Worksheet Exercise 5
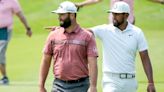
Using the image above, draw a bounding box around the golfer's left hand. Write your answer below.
[147,83,156,92]
[87,86,97,92]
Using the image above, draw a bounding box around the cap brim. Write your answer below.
[51,11,77,14]
[51,9,67,14]
[107,10,130,14]
[51,11,66,13]
[107,10,111,13]
[51,9,77,14]
[107,10,124,13]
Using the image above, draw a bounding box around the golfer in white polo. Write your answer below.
[89,1,156,92]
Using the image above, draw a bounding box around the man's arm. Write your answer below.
[16,11,32,37]
[39,54,52,92]
[148,0,164,4]
[88,56,98,92]
[139,50,156,92]
[75,0,102,9]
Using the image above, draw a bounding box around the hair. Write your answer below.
[75,13,77,18]
[68,13,77,18]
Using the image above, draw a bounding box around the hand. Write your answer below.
[26,27,32,37]
[147,83,156,92]
[87,86,97,92]
[148,0,164,4]
[74,3,83,11]
[44,26,58,31]
[160,0,164,4]
[39,87,47,92]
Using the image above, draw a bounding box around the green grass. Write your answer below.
[0,0,164,92]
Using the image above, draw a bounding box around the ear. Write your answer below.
[125,13,129,18]
[70,13,75,20]
[124,13,129,20]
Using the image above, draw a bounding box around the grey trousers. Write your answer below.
[51,78,89,92]
[0,29,12,64]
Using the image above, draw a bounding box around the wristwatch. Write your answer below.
[27,27,31,30]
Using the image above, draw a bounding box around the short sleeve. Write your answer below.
[90,24,107,39]
[87,35,98,57]
[12,0,22,14]
[137,30,148,52]
[42,33,53,55]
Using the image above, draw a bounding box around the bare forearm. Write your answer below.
[140,50,154,83]
[77,0,102,7]
[142,59,154,83]
[16,12,30,30]
[90,66,98,87]
[88,57,98,87]
[39,55,52,87]
[148,0,164,4]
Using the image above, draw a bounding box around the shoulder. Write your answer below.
[92,24,110,29]
[78,28,96,42]
[48,27,63,38]
[9,0,21,8]
[130,24,143,35]
[90,24,113,32]
[95,24,109,28]
[81,28,93,37]
[11,0,19,4]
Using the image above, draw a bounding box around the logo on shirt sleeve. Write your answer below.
[93,47,98,53]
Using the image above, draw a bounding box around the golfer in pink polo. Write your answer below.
[39,1,98,92]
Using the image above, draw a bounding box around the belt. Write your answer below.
[110,73,135,79]
[55,77,88,83]
[0,27,7,30]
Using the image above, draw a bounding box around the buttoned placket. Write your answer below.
[64,32,73,62]
[115,27,125,37]
[65,32,73,43]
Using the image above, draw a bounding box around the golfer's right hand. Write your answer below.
[39,87,47,92]
[44,26,58,31]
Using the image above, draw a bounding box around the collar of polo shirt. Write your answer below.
[63,24,81,34]
[114,22,133,33]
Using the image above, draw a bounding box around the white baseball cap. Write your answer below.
[107,1,130,14]
[51,1,77,13]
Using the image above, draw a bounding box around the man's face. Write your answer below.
[58,13,71,28]
[112,13,126,27]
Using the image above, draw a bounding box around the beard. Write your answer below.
[113,19,125,28]
[60,17,71,28]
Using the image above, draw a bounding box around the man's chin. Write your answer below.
[60,25,70,29]
[113,23,118,27]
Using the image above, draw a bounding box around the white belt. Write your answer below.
[109,73,135,79]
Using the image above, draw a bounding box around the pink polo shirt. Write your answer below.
[0,0,21,29]
[109,0,134,23]
[43,25,98,80]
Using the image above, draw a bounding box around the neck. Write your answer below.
[65,21,77,33]
[118,21,128,31]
